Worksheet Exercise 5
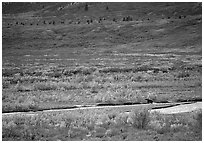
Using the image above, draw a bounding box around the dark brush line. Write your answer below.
[2,106,78,113]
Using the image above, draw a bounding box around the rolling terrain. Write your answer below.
[2,2,202,141]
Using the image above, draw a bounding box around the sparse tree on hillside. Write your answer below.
[123,17,126,21]
[85,3,88,11]
[127,16,133,21]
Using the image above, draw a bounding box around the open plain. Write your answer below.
[2,2,202,141]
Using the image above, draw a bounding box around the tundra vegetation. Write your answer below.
[2,2,202,141]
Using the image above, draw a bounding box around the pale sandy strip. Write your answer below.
[150,102,202,114]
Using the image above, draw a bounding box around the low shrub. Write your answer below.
[2,80,10,89]
[177,71,190,78]
[45,71,62,78]
[57,81,78,90]
[128,108,150,129]
[99,67,133,73]
[8,76,48,84]
[148,110,203,135]
[14,84,34,92]
[191,109,202,133]
[105,128,120,137]
[93,88,144,104]
[114,112,130,126]
[63,67,96,76]
[94,91,116,103]
[2,99,39,113]
[68,126,89,139]
[94,126,106,138]
[2,69,23,77]
[131,75,143,82]
[34,82,58,91]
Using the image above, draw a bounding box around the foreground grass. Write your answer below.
[2,107,202,141]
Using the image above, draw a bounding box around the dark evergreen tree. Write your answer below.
[123,17,126,21]
[85,3,88,11]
